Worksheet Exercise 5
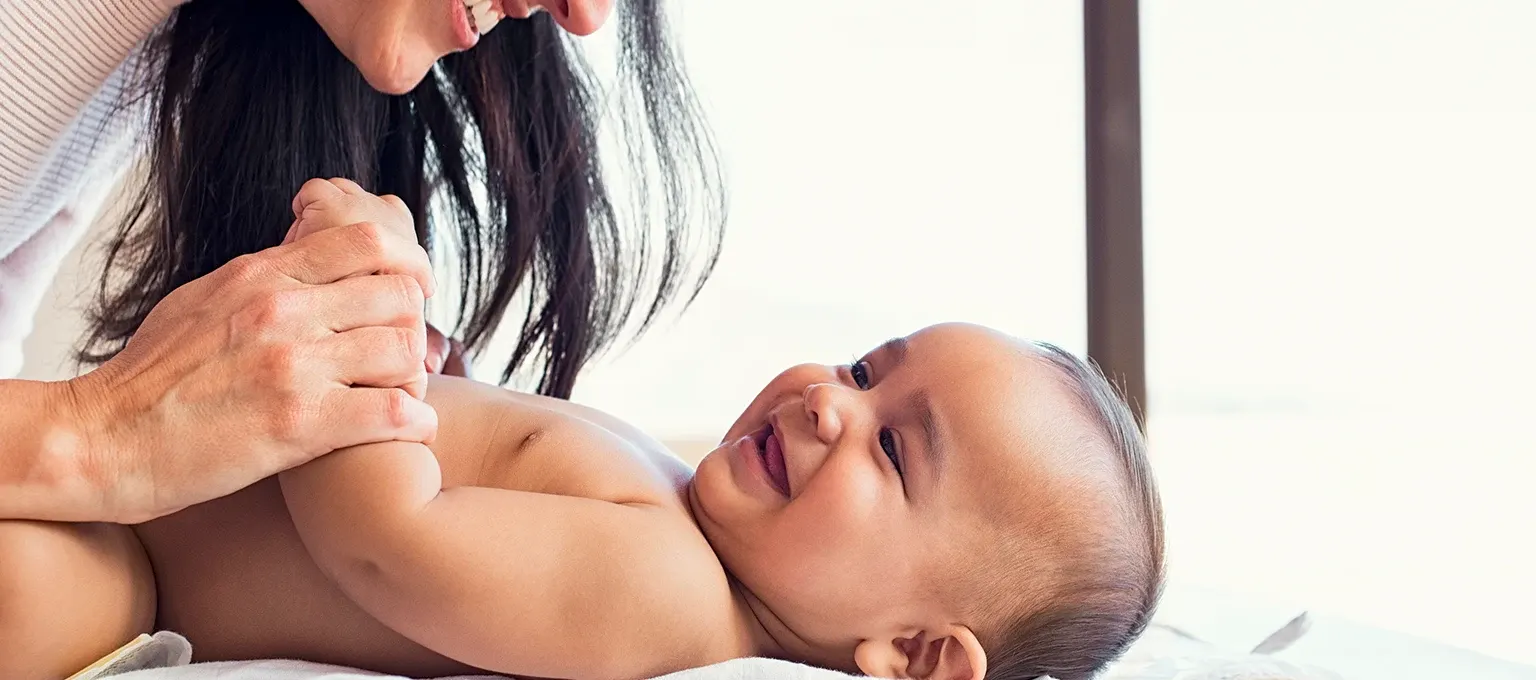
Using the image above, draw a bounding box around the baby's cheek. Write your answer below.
[772,481,895,613]
[786,466,886,546]
[830,471,884,525]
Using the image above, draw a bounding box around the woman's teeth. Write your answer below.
[463,0,503,36]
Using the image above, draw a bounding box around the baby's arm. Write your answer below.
[277,441,721,680]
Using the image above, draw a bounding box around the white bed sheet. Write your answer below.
[110,657,853,680]
[89,582,1346,680]
[98,620,1341,680]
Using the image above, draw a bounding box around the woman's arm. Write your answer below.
[0,379,103,522]
[0,182,442,523]
[278,440,724,680]
[1,0,181,379]
[0,0,181,242]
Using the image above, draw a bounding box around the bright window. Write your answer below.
[1143,0,1536,664]
[568,1,1087,441]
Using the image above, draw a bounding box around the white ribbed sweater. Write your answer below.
[0,0,182,377]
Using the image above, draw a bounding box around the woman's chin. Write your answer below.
[360,56,433,95]
[347,35,439,95]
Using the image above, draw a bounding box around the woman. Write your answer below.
[0,0,721,669]
[0,0,721,516]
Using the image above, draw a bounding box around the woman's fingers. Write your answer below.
[297,274,425,334]
[318,388,439,451]
[318,325,429,400]
[268,220,436,298]
[58,177,445,524]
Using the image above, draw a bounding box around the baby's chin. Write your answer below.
[688,443,731,488]
[684,443,746,516]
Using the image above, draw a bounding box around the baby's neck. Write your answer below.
[682,481,852,671]
[725,575,787,659]
[723,573,858,673]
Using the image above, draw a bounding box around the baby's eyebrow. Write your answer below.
[908,387,946,482]
[877,336,909,366]
[875,336,946,482]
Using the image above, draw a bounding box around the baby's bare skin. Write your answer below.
[131,374,732,677]
[4,321,1135,680]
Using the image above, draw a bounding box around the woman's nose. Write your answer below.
[532,0,614,36]
[802,382,850,445]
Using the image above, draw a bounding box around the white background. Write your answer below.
[23,0,1536,669]
[566,0,1536,665]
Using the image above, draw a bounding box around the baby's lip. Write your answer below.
[766,413,791,496]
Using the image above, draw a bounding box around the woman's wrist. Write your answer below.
[0,377,110,522]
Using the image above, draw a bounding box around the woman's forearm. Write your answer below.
[0,378,106,522]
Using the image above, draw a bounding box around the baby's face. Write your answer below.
[689,323,1092,666]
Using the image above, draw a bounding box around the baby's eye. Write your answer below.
[880,428,903,477]
[850,361,872,389]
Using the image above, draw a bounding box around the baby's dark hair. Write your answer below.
[979,343,1164,680]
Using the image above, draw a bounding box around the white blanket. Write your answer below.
[88,616,1342,680]
[111,657,856,680]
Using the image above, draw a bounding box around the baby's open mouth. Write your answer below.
[753,423,791,497]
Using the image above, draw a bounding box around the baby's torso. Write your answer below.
[132,375,714,677]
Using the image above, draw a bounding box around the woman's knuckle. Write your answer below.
[269,290,303,322]
[257,344,301,388]
[224,253,265,282]
[351,221,390,256]
[258,376,315,444]
[380,193,408,212]
[259,289,306,330]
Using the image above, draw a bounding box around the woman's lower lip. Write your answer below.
[449,0,479,51]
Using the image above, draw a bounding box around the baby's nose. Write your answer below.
[802,382,846,444]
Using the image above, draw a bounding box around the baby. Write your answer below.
[3,193,1163,680]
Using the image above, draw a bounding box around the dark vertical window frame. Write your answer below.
[1084,0,1147,425]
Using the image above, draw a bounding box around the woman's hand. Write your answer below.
[285,180,471,379]
[58,178,439,524]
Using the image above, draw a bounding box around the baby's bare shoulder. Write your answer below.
[425,376,695,506]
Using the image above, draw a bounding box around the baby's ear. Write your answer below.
[854,636,907,679]
[854,627,986,680]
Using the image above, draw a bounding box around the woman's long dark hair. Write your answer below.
[83,0,724,399]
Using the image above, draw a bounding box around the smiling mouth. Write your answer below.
[753,423,791,497]
[463,0,504,35]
